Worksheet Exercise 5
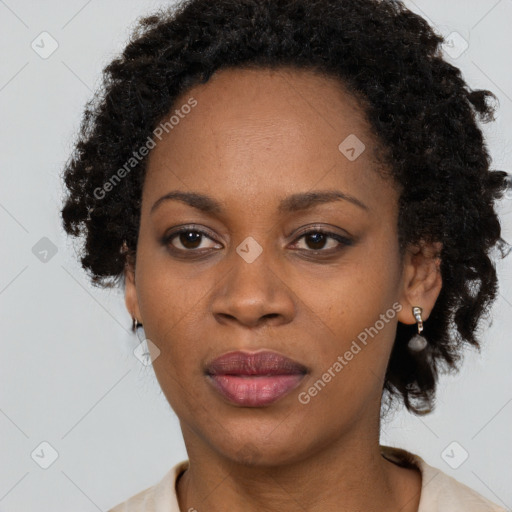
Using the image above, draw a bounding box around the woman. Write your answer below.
[60,0,509,510]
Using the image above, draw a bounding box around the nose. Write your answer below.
[210,245,296,329]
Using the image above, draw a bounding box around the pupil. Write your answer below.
[307,233,326,250]
[181,231,201,249]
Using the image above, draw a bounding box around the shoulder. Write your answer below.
[107,460,189,512]
[380,445,507,512]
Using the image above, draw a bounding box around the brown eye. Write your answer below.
[303,232,330,250]
[175,231,203,249]
[164,228,220,252]
[292,229,352,253]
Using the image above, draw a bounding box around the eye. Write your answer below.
[162,225,352,255]
[291,228,352,253]
[163,227,221,252]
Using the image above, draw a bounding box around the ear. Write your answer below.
[396,240,443,326]
[123,243,142,324]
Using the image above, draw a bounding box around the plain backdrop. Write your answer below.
[1,1,511,510]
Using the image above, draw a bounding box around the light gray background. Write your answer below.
[1,1,511,510]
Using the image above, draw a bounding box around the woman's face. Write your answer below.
[125,67,436,465]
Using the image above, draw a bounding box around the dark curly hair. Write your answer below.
[60,0,510,415]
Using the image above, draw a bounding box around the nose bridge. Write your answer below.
[210,232,295,325]
[227,233,277,301]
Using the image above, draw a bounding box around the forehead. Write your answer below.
[183,66,368,125]
[143,66,395,216]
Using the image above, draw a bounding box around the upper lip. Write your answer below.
[205,350,308,376]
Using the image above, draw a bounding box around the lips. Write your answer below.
[206,350,308,376]
[205,350,308,407]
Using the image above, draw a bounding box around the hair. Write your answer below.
[60,0,510,415]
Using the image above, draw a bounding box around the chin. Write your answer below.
[207,426,315,468]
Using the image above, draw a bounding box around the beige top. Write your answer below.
[108,445,507,511]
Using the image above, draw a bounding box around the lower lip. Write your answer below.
[207,374,305,407]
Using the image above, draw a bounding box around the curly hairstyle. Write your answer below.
[60,0,510,415]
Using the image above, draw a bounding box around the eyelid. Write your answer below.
[291,223,351,238]
[290,227,353,251]
[164,224,218,240]
[290,223,353,244]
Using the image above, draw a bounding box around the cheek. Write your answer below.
[297,292,399,425]
[319,240,401,337]
[304,234,402,390]
[134,250,213,397]
[305,276,398,382]
[136,230,215,329]
[140,285,208,418]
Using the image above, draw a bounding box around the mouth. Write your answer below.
[205,350,308,407]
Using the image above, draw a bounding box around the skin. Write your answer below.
[124,66,442,512]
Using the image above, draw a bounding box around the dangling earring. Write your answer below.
[408,306,428,351]
[132,317,145,341]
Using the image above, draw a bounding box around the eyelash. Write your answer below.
[162,225,352,256]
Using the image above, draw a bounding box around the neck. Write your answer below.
[176,426,421,512]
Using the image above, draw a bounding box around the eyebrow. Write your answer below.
[150,189,369,215]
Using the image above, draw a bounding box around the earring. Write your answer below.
[408,306,428,351]
[132,318,147,343]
